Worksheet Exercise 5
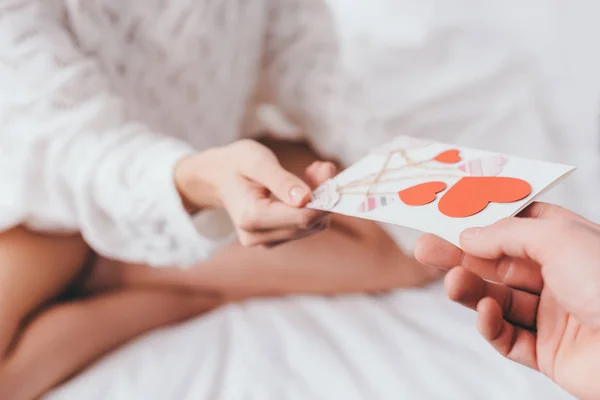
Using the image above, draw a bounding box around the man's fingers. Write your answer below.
[414,234,462,269]
[476,298,539,371]
[518,202,574,219]
[463,256,543,295]
[459,218,563,266]
[519,202,600,231]
[415,234,543,294]
[445,267,539,330]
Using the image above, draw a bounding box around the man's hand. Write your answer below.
[414,202,600,400]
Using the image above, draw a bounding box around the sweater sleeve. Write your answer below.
[259,0,448,255]
[259,0,347,156]
[0,1,220,267]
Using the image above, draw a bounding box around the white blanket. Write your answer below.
[46,284,573,400]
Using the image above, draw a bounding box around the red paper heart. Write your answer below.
[438,176,532,218]
[398,181,448,206]
[434,149,462,164]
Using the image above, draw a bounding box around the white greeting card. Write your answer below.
[308,136,575,247]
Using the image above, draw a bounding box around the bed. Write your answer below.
[45,2,599,399]
[45,284,574,400]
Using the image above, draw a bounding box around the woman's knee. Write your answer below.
[0,359,27,400]
[0,316,21,360]
[0,227,90,346]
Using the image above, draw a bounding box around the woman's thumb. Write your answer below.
[243,151,312,206]
[269,168,312,206]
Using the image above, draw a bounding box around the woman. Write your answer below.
[0,1,439,398]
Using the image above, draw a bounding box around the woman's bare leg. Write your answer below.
[0,289,221,400]
[0,228,90,356]
[0,227,222,400]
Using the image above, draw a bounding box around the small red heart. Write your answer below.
[438,176,532,218]
[434,149,462,164]
[398,181,448,206]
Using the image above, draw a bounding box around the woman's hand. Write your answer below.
[414,202,600,400]
[174,139,335,247]
[80,139,441,301]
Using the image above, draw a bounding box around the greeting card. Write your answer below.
[308,136,575,246]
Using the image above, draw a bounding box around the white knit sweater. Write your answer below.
[0,0,341,266]
[1,0,599,267]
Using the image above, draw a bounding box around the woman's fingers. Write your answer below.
[238,199,329,233]
[476,297,539,371]
[305,161,337,188]
[222,176,328,235]
[445,267,539,330]
[219,140,337,247]
[227,180,329,246]
[237,220,328,247]
[415,234,543,294]
[235,140,312,207]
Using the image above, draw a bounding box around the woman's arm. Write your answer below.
[0,1,217,267]
[193,141,440,299]
[76,140,441,298]
[257,0,344,159]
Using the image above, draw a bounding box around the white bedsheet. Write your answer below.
[46,284,573,400]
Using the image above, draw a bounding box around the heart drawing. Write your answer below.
[398,181,448,206]
[433,149,462,164]
[437,176,532,218]
[339,144,532,219]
